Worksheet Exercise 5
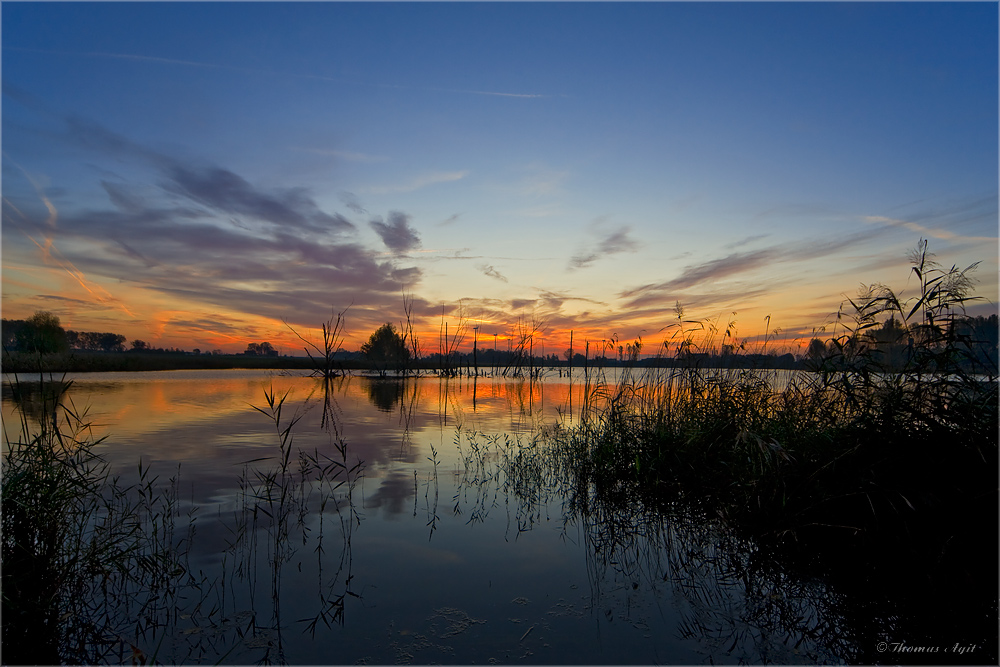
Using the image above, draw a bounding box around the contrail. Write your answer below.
[4,45,554,99]
[863,215,997,244]
[5,153,137,318]
[24,232,137,318]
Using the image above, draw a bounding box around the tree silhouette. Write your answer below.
[361,323,410,373]
[244,342,277,357]
[15,312,68,354]
[806,338,827,361]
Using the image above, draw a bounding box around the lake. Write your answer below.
[0,368,975,664]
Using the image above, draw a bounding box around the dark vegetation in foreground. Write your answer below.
[547,241,998,661]
[2,376,182,664]
[2,375,361,665]
[2,241,997,663]
[1,348,322,374]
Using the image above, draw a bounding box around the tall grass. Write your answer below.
[1,372,366,664]
[211,384,364,662]
[1,374,191,664]
[286,308,350,379]
[551,242,998,547]
[447,427,861,661]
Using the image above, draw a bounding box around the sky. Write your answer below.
[2,2,997,356]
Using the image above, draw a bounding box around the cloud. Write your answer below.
[569,225,639,270]
[510,298,537,312]
[115,238,159,267]
[8,47,554,101]
[370,211,421,254]
[520,165,568,198]
[438,213,463,227]
[510,204,566,219]
[619,231,885,307]
[101,180,143,213]
[464,89,549,99]
[34,294,93,306]
[65,116,166,165]
[863,212,997,244]
[626,248,775,295]
[64,116,357,239]
[163,164,354,235]
[6,117,430,332]
[477,263,508,282]
[623,286,776,313]
[536,289,607,308]
[366,170,468,194]
[493,289,607,318]
[724,234,770,249]
[293,147,388,163]
[339,192,368,215]
[860,194,998,243]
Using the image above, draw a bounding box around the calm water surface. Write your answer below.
[4,369,853,664]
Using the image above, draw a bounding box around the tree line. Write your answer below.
[4,310,997,373]
[804,313,997,371]
[1,313,130,354]
[1,312,274,357]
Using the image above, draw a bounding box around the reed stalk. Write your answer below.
[1,373,189,664]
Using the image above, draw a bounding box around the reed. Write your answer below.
[549,242,998,552]
[0,348,322,373]
[449,428,856,662]
[499,316,545,380]
[216,383,364,660]
[1,373,190,664]
[286,308,350,379]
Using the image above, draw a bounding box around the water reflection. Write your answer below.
[365,377,407,413]
[3,375,74,431]
[449,429,857,663]
[2,369,938,663]
[576,498,855,664]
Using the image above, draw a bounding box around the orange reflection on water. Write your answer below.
[2,370,600,479]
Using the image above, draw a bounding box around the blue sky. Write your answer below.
[3,2,997,353]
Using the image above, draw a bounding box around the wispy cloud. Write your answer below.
[621,286,777,315]
[4,47,555,100]
[365,170,468,195]
[34,294,95,306]
[4,46,240,71]
[520,164,569,198]
[370,211,421,254]
[510,204,566,219]
[477,263,508,282]
[569,225,639,270]
[863,214,997,244]
[619,231,884,307]
[498,289,608,317]
[6,116,427,330]
[61,116,357,237]
[622,248,774,295]
[164,164,355,235]
[861,193,998,243]
[460,88,550,99]
[724,234,770,249]
[292,147,388,163]
[339,192,367,216]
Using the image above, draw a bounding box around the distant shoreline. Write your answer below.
[1,351,336,374]
[1,349,792,373]
[1,348,806,375]
[4,349,996,376]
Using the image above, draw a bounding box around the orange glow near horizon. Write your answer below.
[0,289,829,357]
[3,237,989,357]
[25,232,137,320]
